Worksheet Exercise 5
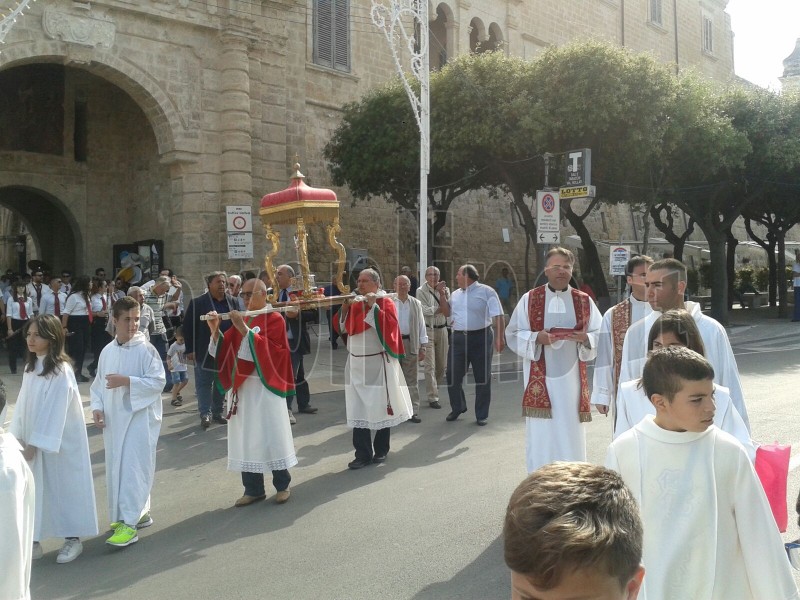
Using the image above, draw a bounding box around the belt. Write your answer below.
[432,324,448,329]
[453,326,490,335]
[401,334,410,339]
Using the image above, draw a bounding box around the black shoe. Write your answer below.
[476,419,488,426]
[372,454,386,463]
[348,458,372,470]
[88,369,96,378]
[409,415,422,423]
[76,374,89,383]
[298,406,318,414]
[331,342,339,349]
[429,401,442,409]
[200,415,211,429]
[211,415,227,425]
[446,408,467,422]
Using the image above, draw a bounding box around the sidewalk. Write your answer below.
[1,306,797,428]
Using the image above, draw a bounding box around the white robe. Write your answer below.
[614,380,755,461]
[0,428,34,600]
[208,331,297,472]
[505,287,602,473]
[90,332,165,527]
[607,417,799,600]
[618,301,749,430]
[9,358,97,540]
[591,295,651,407]
[344,307,413,430]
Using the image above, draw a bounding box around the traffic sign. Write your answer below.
[609,246,631,276]
[559,185,596,200]
[538,232,560,244]
[226,206,253,232]
[536,190,560,237]
[227,232,254,260]
[565,148,592,187]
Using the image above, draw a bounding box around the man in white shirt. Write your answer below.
[226,274,245,310]
[25,270,45,315]
[40,277,67,317]
[591,255,653,432]
[392,276,428,423]
[619,258,749,431]
[416,266,450,409]
[443,264,505,426]
[792,249,800,322]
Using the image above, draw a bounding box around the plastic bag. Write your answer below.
[755,443,791,533]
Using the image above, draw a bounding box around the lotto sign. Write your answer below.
[536,190,561,244]
[226,206,253,232]
[609,246,631,276]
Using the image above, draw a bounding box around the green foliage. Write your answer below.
[698,261,713,290]
[755,267,770,291]
[735,267,754,288]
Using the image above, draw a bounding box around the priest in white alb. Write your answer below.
[506,247,602,473]
[591,254,652,433]
[618,258,749,431]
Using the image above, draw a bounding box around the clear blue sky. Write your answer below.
[727,0,800,90]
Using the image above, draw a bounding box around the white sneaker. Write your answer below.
[56,539,82,563]
[288,409,297,425]
[32,542,43,560]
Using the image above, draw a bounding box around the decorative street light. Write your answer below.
[0,0,35,46]
[371,0,429,287]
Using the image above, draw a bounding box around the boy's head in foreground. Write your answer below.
[113,296,141,344]
[642,346,715,433]
[503,462,644,600]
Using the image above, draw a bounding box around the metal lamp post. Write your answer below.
[371,0,429,287]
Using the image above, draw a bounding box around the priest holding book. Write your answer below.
[505,247,602,473]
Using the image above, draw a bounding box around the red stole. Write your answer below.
[340,296,404,359]
[214,312,295,417]
[610,299,632,398]
[522,285,592,422]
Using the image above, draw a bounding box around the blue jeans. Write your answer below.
[242,470,291,496]
[194,360,224,418]
[151,334,172,392]
[794,287,800,320]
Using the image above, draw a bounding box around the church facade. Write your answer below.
[0,0,736,291]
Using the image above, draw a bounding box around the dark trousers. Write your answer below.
[446,327,494,421]
[194,360,225,418]
[7,318,27,373]
[287,350,311,411]
[352,427,390,461]
[66,315,90,376]
[151,334,172,392]
[88,319,111,372]
[241,469,291,496]
[794,287,800,320]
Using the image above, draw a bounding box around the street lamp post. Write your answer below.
[0,0,36,45]
[371,0,429,287]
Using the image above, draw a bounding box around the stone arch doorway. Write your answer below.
[0,186,81,274]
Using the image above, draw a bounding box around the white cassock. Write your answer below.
[90,332,165,527]
[506,287,602,473]
[614,380,754,460]
[344,306,412,430]
[9,359,97,540]
[607,416,799,600]
[618,301,749,431]
[590,295,651,408]
[0,421,35,600]
[208,332,297,472]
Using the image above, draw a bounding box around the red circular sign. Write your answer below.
[232,215,247,230]
[542,194,555,213]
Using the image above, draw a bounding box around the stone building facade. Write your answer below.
[0,0,737,293]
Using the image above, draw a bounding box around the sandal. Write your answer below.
[170,397,183,407]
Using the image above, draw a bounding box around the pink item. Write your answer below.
[755,443,791,532]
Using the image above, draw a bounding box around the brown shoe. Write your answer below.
[234,494,266,507]
[275,489,291,504]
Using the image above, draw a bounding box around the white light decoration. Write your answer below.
[371,0,430,286]
[0,0,34,45]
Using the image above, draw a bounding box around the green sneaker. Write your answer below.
[106,524,138,547]
[109,513,152,532]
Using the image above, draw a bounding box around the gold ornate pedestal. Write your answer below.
[260,164,350,304]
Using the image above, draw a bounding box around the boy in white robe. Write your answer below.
[10,315,98,563]
[0,396,35,600]
[90,296,165,548]
[503,462,645,600]
[606,347,798,600]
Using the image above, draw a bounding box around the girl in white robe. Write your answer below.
[90,297,165,548]
[9,315,98,564]
[614,309,754,460]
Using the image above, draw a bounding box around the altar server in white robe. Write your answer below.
[506,247,602,473]
[614,309,754,461]
[618,258,749,430]
[591,254,652,432]
[90,296,165,548]
[0,392,35,600]
[10,315,97,564]
[338,268,412,470]
[607,346,798,600]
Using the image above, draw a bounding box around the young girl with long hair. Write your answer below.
[5,280,33,374]
[61,275,92,382]
[614,309,754,459]
[9,314,98,563]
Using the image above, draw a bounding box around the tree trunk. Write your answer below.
[767,236,778,307]
[649,203,694,263]
[705,230,729,325]
[778,232,788,319]
[563,208,609,298]
[726,229,738,311]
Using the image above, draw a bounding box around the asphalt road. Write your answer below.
[24,322,800,600]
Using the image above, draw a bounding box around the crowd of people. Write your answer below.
[1,249,799,599]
